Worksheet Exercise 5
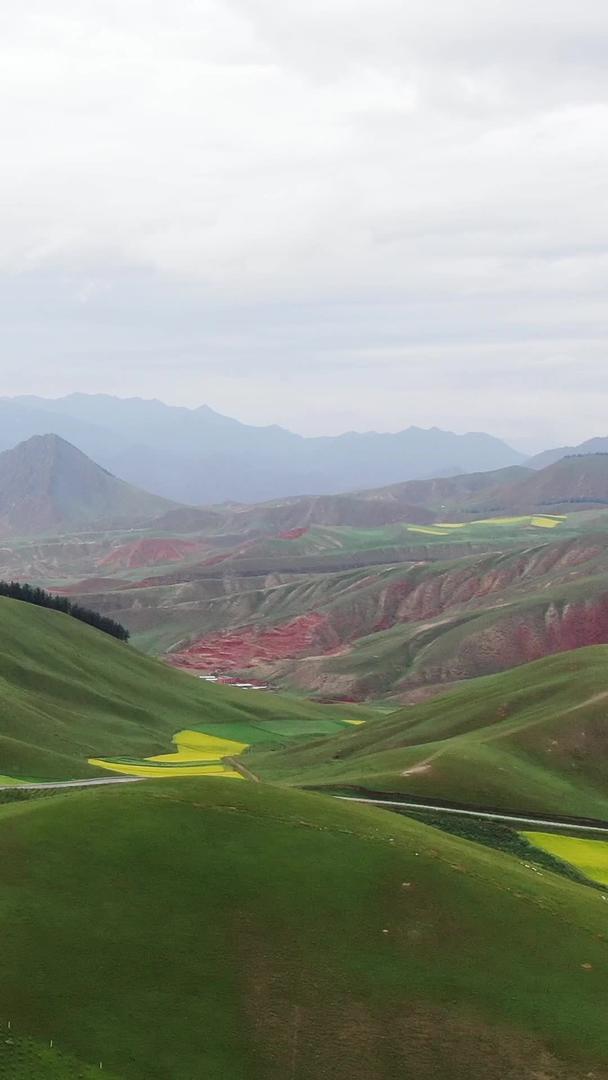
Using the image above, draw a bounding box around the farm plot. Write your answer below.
[89,729,246,779]
[524,832,608,887]
[89,715,361,779]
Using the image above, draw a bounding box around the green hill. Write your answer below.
[247,647,608,818]
[1,778,608,1079]
[0,596,370,782]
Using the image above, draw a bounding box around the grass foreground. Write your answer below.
[2,778,608,1079]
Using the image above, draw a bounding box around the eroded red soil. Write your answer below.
[423,594,608,687]
[99,538,204,570]
[167,612,342,672]
[165,539,608,682]
[278,527,309,540]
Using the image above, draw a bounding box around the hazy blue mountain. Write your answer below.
[529,436,608,470]
[4,394,524,504]
[0,434,175,537]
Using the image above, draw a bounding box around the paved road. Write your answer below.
[334,795,608,834]
[0,776,143,792]
[3,777,608,836]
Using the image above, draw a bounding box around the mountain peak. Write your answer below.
[0,435,177,538]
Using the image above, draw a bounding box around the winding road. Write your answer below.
[2,776,608,835]
[334,795,608,834]
[0,776,143,791]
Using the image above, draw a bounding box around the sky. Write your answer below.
[1,1,608,451]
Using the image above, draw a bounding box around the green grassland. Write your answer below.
[246,646,608,818]
[0,1035,120,1079]
[0,596,374,781]
[2,779,608,1078]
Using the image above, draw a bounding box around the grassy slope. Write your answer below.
[247,647,608,818]
[2,779,608,1079]
[0,1037,120,1079]
[0,597,373,781]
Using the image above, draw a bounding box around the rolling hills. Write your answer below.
[0,595,368,782]
[7,446,608,706]
[0,434,175,537]
[77,525,608,700]
[4,478,608,1077]
[475,454,608,515]
[2,777,608,1078]
[246,646,608,819]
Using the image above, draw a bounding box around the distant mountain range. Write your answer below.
[0,394,525,503]
[4,431,608,542]
[0,434,174,537]
[151,456,608,536]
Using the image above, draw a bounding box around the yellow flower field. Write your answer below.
[523,832,608,886]
[149,730,248,761]
[530,516,565,528]
[89,729,248,779]
[406,526,451,536]
[406,515,566,536]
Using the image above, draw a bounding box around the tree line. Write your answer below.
[0,581,130,641]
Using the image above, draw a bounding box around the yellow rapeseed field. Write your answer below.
[523,832,608,886]
[89,729,248,779]
[408,516,566,535]
[406,526,451,536]
[530,516,565,528]
[149,730,248,761]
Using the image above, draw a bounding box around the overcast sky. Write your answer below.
[1,1,608,450]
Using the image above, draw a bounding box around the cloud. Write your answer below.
[0,0,607,447]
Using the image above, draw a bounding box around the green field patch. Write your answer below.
[188,721,278,744]
[254,717,356,738]
[190,717,356,745]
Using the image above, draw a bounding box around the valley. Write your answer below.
[2,425,608,1076]
[11,507,608,706]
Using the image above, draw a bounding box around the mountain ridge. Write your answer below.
[529,436,608,470]
[1,394,524,503]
